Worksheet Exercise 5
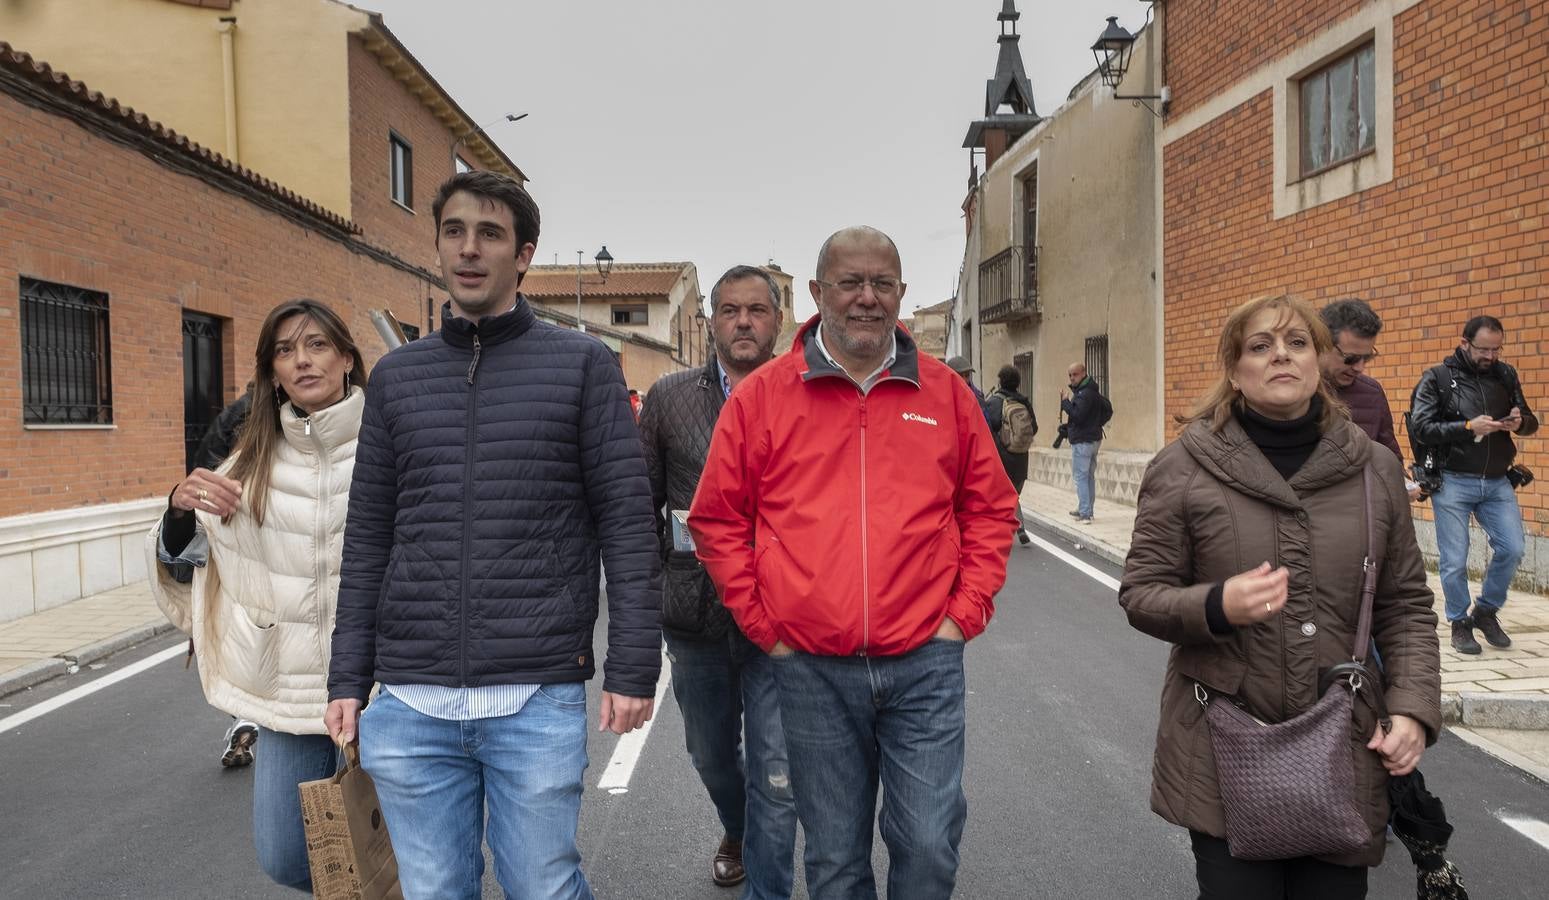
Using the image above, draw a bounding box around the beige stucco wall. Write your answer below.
[960,28,1160,452]
[1,0,365,217]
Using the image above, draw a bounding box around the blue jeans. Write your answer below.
[772,639,968,900]
[1431,471,1525,622]
[1071,440,1101,517]
[665,630,797,899]
[252,728,340,891]
[359,686,593,900]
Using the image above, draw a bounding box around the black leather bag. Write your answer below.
[1196,465,1390,861]
[661,550,730,639]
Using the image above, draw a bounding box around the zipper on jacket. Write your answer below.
[859,396,871,655]
[460,335,480,685]
[467,334,482,385]
[302,415,312,436]
[312,420,332,667]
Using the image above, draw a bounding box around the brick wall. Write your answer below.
[347,35,454,287]
[1166,0,1367,119]
[1162,0,1548,535]
[0,86,435,519]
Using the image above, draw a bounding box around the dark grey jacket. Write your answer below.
[329,299,662,703]
[638,360,734,641]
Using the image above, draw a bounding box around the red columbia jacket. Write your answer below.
[688,319,1018,656]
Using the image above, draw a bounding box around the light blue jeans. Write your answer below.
[1430,471,1525,622]
[252,727,340,891]
[664,630,797,899]
[359,686,593,900]
[773,639,968,900]
[1071,440,1101,518]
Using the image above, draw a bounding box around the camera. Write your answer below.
[1409,462,1442,500]
[1507,464,1535,490]
[1052,423,1069,449]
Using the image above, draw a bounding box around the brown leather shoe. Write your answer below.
[711,835,745,887]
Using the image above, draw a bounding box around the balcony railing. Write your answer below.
[978,245,1040,324]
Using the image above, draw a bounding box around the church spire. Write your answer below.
[962,0,1041,171]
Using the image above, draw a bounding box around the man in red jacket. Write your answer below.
[689,226,1018,899]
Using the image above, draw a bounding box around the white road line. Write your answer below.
[597,653,672,794]
[1497,811,1549,852]
[0,644,185,736]
[1022,527,1122,592]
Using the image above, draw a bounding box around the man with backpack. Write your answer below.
[985,365,1037,545]
[1060,361,1113,524]
[1407,315,1538,655]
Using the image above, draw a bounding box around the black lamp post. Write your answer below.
[1089,9,1169,116]
[575,246,614,334]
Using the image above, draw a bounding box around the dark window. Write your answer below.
[1299,43,1376,177]
[1021,166,1039,304]
[1084,334,1110,392]
[398,321,421,342]
[20,277,113,424]
[612,304,649,325]
[390,132,414,208]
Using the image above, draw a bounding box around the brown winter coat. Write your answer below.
[1119,415,1440,867]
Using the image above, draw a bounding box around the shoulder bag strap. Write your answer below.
[1351,463,1380,664]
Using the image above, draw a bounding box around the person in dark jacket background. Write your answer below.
[1316,300,1421,502]
[325,171,661,900]
[985,364,1035,546]
[1408,314,1538,655]
[639,265,796,896]
[1060,361,1106,523]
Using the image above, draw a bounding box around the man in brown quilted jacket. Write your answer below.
[637,265,796,896]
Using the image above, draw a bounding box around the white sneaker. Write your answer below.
[221,720,258,768]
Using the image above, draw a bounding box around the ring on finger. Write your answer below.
[197,488,209,503]
[1264,601,1272,614]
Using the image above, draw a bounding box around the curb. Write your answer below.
[1020,505,1128,568]
[0,619,174,700]
[1023,504,1549,731]
[0,658,70,698]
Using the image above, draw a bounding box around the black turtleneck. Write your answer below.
[1203,395,1325,635]
[1235,395,1324,481]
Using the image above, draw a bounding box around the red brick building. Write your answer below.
[1159,0,1546,586]
[0,27,523,618]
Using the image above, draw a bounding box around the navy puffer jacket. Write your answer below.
[329,298,661,703]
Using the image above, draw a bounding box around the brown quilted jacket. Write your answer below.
[1119,415,1440,867]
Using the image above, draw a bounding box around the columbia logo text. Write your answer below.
[901,412,939,427]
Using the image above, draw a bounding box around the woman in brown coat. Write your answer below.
[1120,294,1440,899]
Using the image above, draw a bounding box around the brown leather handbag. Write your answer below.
[1196,466,1392,861]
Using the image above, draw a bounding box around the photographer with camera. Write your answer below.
[1407,315,1538,655]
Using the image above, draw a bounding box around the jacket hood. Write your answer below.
[1178,411,1371,510]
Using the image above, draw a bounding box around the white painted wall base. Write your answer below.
[0,498,164,623]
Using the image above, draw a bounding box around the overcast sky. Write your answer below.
[363,0,1149,320]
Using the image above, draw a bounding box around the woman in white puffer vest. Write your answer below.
[147,299,367,892]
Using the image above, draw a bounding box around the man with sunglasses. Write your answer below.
[1408,315,1538,654]
[1317,300,1421,500]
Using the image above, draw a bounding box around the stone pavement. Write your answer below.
[0,582,173,697]
[1016,479,1549,751]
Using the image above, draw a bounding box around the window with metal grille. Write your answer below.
[1299,42,1376,178]
[612,304,649,325]
[1084,334,1109,392]
[20,277,113,424]
[390,132,414,208]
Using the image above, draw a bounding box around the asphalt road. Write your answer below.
[3,520,1547,899]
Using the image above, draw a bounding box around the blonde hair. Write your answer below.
[1177,293,1346,433]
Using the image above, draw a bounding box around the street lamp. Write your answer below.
[450,112,528,171]
[1090,7,1169,116]
[693,296,708,366]
[575,245,614,334]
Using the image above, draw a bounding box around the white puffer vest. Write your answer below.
[146,388,363,734]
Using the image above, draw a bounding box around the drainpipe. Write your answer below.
[217,17,239,164]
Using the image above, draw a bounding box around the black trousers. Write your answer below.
[1190,831,1368,900]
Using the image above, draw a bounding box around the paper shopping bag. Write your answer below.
[298,741,403,900]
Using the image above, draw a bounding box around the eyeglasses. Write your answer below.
[814,277,902,297]
[1466,339,1504,356]
[1335,347,1380,366]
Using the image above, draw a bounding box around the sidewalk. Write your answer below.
[0,582,174,697]
[1017,479,1549,777]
